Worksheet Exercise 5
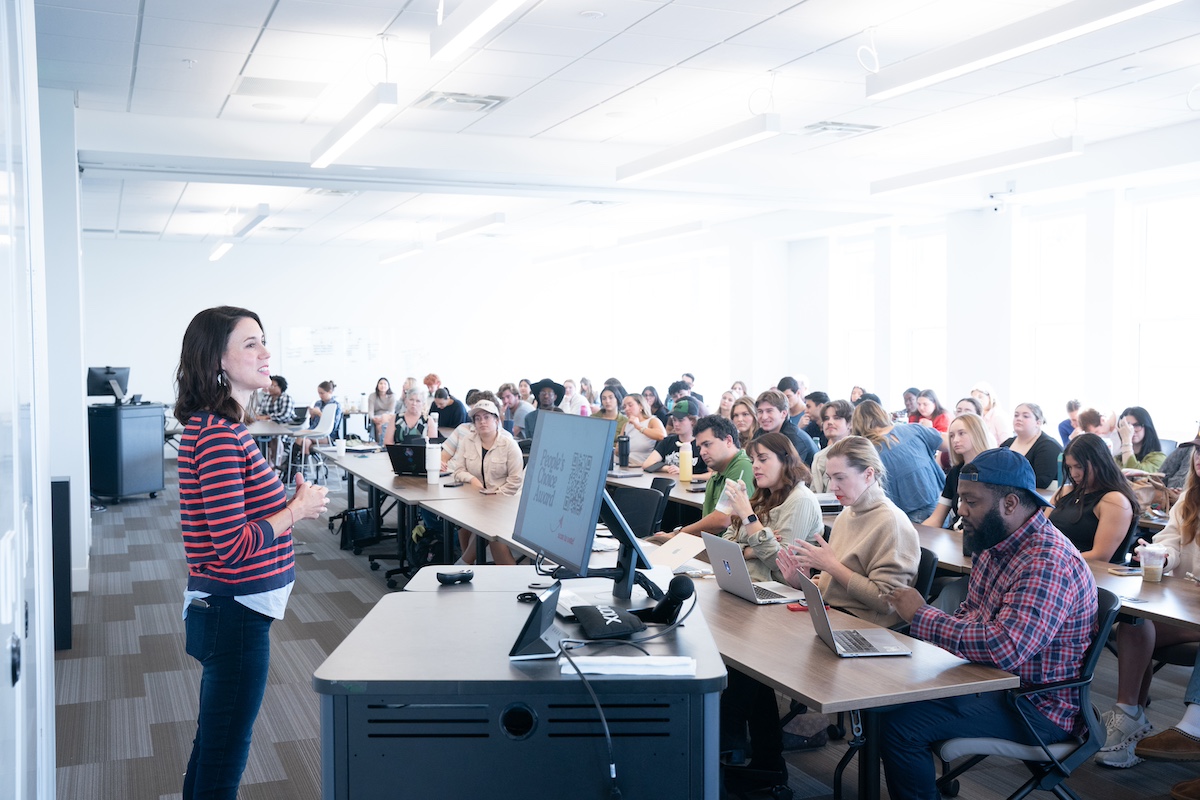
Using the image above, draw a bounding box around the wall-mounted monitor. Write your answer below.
[86,366,130,404]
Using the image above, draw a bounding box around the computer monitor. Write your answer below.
[86,366,130,404]
[513,412,654,599]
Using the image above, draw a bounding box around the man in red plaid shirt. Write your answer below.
[881,448,1098,800]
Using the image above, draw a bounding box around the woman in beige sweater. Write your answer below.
[777,435,920,627]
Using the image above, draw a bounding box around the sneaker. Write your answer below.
[1096,740,1144,768]
[1095,707,1153,769]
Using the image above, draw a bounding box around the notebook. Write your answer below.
[701,533,805,605]
[793,572,911,658]
[509,583,568,661]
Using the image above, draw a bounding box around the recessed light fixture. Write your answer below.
[580,10,605,20]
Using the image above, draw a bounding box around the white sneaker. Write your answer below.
[1099,710,1152,753]
[1096,740,1144,768]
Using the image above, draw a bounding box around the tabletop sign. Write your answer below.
[514,413,617,575]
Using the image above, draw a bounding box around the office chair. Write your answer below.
[287,406,339,484]
[934,587,1122,800]
[649,477,676,534]
[605,485,663,539]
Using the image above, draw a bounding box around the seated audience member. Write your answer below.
[1161,435,1198,497]
[367,377,397,444]
[971,380,1009,445]
[559,379,586,415]
[955,396,982,417]
[299,380,342,457]
[680,372,704,403]
[520,379,564,440]
[578,377,600,415]
[924,413,993,530]
[621,393,664,464]
[668,379,709,417]
[915,389,950,432]
[778,376,806,426]
[1096,445,1200,791]
[642,399,709,477]
[801,391,829,445]
[497,382,533,437]
[257,374,295,423]
[431,387,469,430]
[717,390,736,419]
[777,435,920,626]
[1050,433,1137,563]
[754,390,818,466]
[1115,405,1166,473]
[730,380,749,399]
[642,385,668,427]
[392,389,429,443]
[880,449,1098,800]
[592,385,627,444]
[517,378,533,405]
[1058,398,1082,446]
[851,399,945,523]
[729,396,759,453]
[1000,402,1063,490]
[440,390,506,467]
[857,391,882,407]
[666,415,755,538]
[901,387,921,423]
[850,385,865,403]
[810,399,854,493]
[447,400,524,566]
[724,433,821,581]
[423,373,442,412]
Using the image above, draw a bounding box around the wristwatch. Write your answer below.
[744,513,758,525]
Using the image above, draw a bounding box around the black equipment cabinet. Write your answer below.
[88,403,165,501]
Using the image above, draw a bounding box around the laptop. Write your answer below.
[793,572,911,658]
[509,583,568,661]
[291,407,309,424]
[647,533,707,572]
[701,533,806,605]
[386,442,428,476]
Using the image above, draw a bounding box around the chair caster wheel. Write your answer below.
[938,779,960,797]
[370,561,380,571]
[827,724,845,740]
[353,547,363,555]
[386,579,398,589]
[150,492,158,499]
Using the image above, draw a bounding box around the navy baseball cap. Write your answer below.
[960,448,1051,507]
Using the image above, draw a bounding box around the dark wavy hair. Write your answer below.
[733,433,812,537]
[642,385,664,415]
[1061,433,1139,515]
[1120,406,1162,458]
[917,389,947,421]
[174,306,262,425]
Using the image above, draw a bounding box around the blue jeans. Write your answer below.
[876,691,1071,800]
[183,595,273,800]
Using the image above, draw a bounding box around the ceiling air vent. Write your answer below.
[801,121,881,137]
[233,76,326,99]
[305,188,359,197]
[260,226,304,233]
[411,91,509,113]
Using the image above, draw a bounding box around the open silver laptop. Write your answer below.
[793,572,911,658]
[701,533,805,605]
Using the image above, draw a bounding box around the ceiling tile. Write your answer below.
[143,0,273,27]
[462,112,561,137]
[457,49,575,79]
[679,42,806,73]
[496,78,623,118]
[268,0,398,38]
[128,87,229,116]
[242,53,350,83]
[33,6,138,41]
[38,59,132,86]
[483,23,617,58]
[35,33,134,65]
[389,107,486,133]
[140,18,262,53]
[37,0,140,11]
[624,4,769,42]
[430,70,544,97]
[545,57,665,86]
[519,0,665,32]
[250,28,372,62]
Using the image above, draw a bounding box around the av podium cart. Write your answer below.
[313,579,726,800]
[87,403,165,501]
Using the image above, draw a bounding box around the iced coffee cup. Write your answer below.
[1141,543,1167,583]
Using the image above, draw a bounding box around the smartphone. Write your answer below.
[686,486,706,493]
[1108,566,1142,576]
[443,482,464,488]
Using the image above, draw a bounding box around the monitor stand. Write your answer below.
[108,378,127,405]
[551,490,663,601]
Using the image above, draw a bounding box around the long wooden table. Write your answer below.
[605,470,706,509]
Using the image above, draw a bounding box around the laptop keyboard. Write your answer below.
[833,629,878,653]
[752,584,788,601]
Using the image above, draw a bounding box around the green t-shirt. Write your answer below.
[703,449,756,516]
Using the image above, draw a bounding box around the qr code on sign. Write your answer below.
[562,453,592,516]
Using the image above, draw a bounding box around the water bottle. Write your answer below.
[617,436,630,467]
[428,412,439,440]
[678,439,693,483]
[426,442,441,484]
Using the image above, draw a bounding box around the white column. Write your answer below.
[39,87,90,591]
[1082,190,1130,410]
[786,238,830,390]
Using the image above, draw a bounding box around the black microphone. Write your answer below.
[632,575,694,625]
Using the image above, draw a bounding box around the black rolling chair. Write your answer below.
[605,485,664,539]
[934,587,1122,799]
[648,477,676,535]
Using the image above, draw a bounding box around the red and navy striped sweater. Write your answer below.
[178,412,295,595]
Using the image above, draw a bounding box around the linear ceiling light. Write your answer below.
[311,83,400,168]
[867,0,1187,100]
[435,212,506,243]
[870,137,1082,195]
[430,0,530,62]
[208,241,234,262]
[615,114,782,183]
[230,204,270,238]
[379,245,425,265]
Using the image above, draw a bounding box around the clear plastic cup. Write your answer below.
[1141,544,1167,582]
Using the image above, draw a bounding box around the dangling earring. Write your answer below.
[217,371,227,388]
